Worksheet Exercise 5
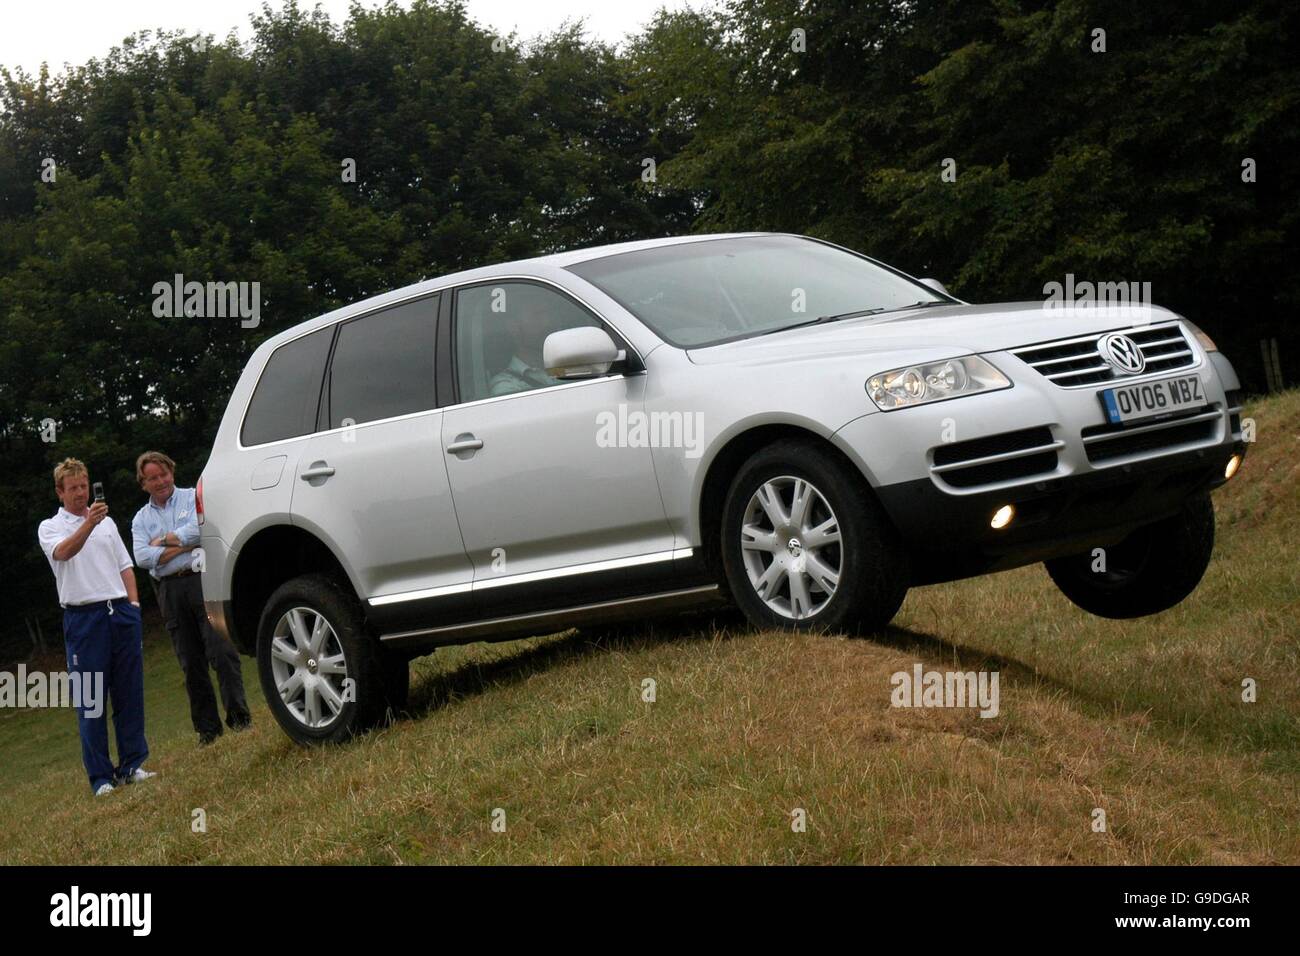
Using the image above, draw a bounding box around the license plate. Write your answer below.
[1100,375,1205,425]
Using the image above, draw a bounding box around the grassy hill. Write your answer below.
[1,390,1296,865]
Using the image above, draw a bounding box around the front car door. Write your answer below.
[440,278,679,613]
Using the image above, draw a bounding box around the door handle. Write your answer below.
[300,462,336,480]
[446,436,484,455]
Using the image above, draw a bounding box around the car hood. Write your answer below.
[685,301,1181,366]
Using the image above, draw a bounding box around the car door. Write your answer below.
[440,279,677,606]
[290,293,474,610]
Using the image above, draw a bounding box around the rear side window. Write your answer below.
[241,327,333,446]
[327,296,437,428]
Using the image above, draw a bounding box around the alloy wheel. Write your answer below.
[740,475,843,620]
[269,606,350,728]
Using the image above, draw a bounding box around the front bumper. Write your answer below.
[833,348,1246,585]
[874,446,1238,584]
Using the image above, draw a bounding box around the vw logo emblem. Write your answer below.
[1099,333,1145,375]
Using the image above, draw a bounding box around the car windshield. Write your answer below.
[565,235,949,348]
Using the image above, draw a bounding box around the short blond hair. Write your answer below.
[53,457,88,490]
[136,450,176,485]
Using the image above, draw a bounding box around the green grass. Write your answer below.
[1,391,1296,865]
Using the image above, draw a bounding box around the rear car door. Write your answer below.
[290,293,474,608]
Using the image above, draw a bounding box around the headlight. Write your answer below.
[865,356,1010,410]
[1180,318,1218,353]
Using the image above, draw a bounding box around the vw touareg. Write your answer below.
[196,234,1247,744]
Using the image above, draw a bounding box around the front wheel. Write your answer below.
[720,440,909,634]
[256,574,406,745]
[1044,495,1215,619]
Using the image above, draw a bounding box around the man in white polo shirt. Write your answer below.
[37,458,156,796]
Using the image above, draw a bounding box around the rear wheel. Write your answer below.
[257,574,407,745]
[720,440,908,634]
[1045,495,1215,619]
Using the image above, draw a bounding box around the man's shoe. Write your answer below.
[123,768,157,784]
[94,783,115,797]
[198,731,221,746]
[229,716,252,732]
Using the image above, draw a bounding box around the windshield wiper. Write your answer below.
[811,307,887,323]
[833,300,956,322]
[753,308,888,337]
[752,310,883,337]
[752,302,943,339]
[889,300,956,311]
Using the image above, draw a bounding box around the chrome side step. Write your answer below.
[378,584,726,648]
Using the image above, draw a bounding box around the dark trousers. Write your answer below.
[159,572,249,737]
[62,598,149,792]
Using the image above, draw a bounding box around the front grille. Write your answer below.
[1012,322,1196,388]
[1081,407,1222,464]
[930,426,1061,489]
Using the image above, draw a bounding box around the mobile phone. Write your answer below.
[92,482,105,503]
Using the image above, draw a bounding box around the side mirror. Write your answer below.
[543,327,624,380]
[919,277,951,297]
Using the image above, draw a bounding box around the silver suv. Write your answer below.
[198,233,1247,744]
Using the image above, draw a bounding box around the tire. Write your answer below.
[1044,495,1215,619]
[719,439,908,634]
[256,573,407,745]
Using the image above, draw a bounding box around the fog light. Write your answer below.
[1225,454,1241,480]
[990,504,1015,530]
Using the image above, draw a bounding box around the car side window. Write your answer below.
[454,282,613,403]
[241,327,333,446]
[328,296,438,428]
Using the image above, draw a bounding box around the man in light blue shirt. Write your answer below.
[132,450,250,744]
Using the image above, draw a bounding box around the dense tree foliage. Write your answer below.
[1,0,1293,653]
